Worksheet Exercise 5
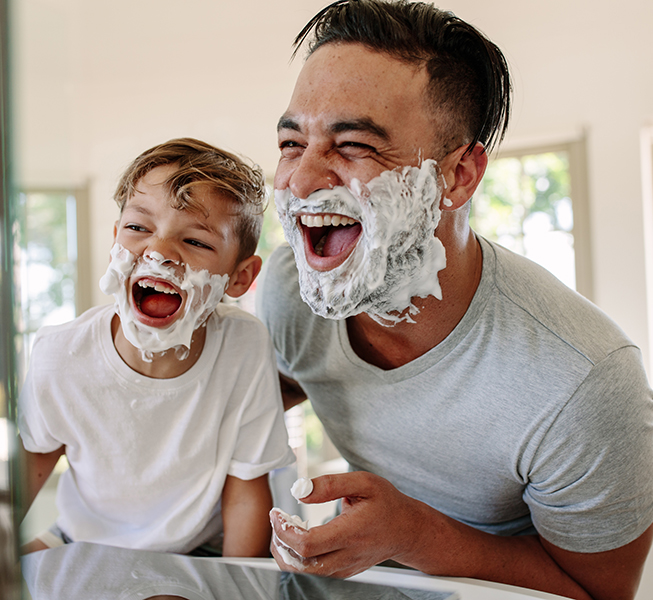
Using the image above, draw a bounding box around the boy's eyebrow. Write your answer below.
[187,221,226,239]
[277,114,390,141]
[123,204,227,240]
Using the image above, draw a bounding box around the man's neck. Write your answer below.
[111,314,207,379]
[346,225,482,370]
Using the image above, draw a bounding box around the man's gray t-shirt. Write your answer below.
[258,236,653,552]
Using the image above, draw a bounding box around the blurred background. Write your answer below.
[2,1,653,597]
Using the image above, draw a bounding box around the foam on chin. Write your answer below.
[99,244,229,361]
[275,159,446,325]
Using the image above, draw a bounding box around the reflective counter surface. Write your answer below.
[21,542,570,600]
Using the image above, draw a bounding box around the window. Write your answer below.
[470,140,593,300]
[15,188,90,377]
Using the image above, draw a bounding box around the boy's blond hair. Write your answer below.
[114,138,267,262]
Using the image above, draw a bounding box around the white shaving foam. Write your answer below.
[270,508,312,570]
[276,159,446,325]
[99,243,229,360]
[290,477,314,501]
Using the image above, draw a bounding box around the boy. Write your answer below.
[18,138,295,556]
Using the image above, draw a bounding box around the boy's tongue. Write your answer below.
[140,292,182,319]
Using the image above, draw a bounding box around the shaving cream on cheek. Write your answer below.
[99,243,229,361]
[276,159,446,325]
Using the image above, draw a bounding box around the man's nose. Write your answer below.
[286,148,341,199]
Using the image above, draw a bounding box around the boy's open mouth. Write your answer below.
[300,212,362,271]
[132,277,183,321]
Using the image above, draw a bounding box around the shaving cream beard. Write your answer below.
[99,244,229,359]
[275,159,446,325]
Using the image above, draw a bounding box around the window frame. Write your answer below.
[481,136,594,301]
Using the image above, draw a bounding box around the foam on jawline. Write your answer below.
[275,159,447,325]
[99,243,229,362]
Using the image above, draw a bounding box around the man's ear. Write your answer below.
[438,142,488,211]
[224,255,263,299]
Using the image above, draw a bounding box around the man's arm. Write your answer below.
[278,373,307,411]
[221,474,273,557]
[270,471,652,600]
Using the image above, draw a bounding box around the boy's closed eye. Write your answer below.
[184,239,214,251]
[125,223,149,233]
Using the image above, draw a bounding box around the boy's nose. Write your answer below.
[143,239,182,264]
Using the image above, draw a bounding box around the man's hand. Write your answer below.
[270,471,653,600]
[270,471,435,578]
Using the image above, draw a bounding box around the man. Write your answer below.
[257,1,653,598]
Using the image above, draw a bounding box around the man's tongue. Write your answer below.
[140,292,182,319]
[319,223,362,257]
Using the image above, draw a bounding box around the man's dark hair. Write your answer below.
[293,0,511,157]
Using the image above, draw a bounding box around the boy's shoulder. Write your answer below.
[213,302,272,340]
[31,304,112,354]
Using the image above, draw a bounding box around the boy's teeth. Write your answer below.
[138,280,176,294]
[300,214,356,227]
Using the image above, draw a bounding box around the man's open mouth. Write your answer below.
[300,212,362,270]
[132,277,183,322]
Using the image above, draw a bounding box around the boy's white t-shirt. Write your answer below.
[18,303,295,553]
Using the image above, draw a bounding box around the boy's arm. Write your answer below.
[21,443,65,509]
[279,373,307,411]
[221,474,273,557]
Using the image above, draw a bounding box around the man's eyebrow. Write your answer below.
[329,118,390,141]
[277,115,390,141]
[277,115,301,132]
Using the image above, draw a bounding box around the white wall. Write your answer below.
[444,0,653,376]
[14,0,653,373]
[12,1,653,596]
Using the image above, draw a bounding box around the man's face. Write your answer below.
[274,43,448,323]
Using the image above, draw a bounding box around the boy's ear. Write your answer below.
[438,142,488,211]
[224,255,263,299]
[112,220,119,242]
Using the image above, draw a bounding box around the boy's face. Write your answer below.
[113,164,242,330]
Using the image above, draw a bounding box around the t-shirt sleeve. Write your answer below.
[255,245,314,380]
[227,325,295,480]
[523,345,653,552]
[17,335,64,454]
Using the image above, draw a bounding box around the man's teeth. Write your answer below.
[137,280,177,294]
[300,214,357,227]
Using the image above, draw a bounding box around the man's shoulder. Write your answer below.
[256,245,311,325]
[483,238,633,362]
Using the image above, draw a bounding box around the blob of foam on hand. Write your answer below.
[270,507,313,570]
[290,477,314,502]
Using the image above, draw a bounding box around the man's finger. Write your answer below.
[270,506,359,559]
[295,471,379,505]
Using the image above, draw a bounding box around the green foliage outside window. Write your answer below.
[470,151,576,289]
